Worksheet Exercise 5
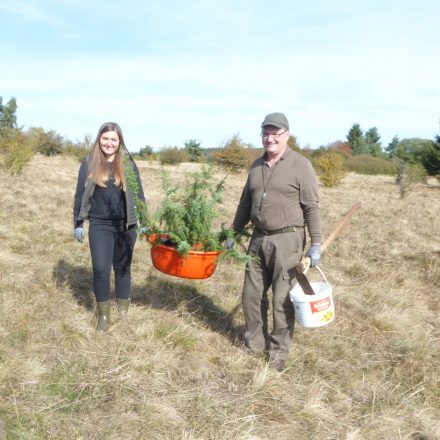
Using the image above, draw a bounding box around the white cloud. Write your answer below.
[1,0,439,149]
[0,0,68,27]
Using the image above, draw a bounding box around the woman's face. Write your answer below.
[99,130,120,161]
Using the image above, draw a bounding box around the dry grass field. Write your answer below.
[0,155,439,440]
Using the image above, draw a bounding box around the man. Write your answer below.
[231,112,322,371]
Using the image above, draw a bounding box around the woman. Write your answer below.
[73,122,145,331]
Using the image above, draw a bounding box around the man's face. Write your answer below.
[261,125,290,156]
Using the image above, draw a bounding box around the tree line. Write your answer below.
[1,96,439,179]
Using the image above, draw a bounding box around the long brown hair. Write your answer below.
[88,122,126,189]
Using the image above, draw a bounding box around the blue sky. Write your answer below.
[1,0,439,151]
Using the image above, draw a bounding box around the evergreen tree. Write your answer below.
[184,139,203,162]
[422,134,440,176]
[364,127,382,157]
[139,145,154,158]
[346,123,367,155]
[346,123,362,144]
[0,97,18,133]
[386,135,399,157]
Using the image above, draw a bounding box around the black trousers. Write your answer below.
[88,219,137,302]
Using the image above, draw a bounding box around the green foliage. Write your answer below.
[345,154,397,175]
[0,128,34,175]
[421,134,440,176]
[347,123,383,156]
[64,135,91,162]
[392,138,435,165]
[212,134,255,174]
[287,134,301,152]
[139,145,154,158]
[395,160,428,198]
[364,127,383,157]
[346,123,364,155]
[123,155,149,231]
[159,146,189,165]
[313,151,347,187]
[154,166,226,252]
[351,136,368,155]
[36,130,65,156]
[126,164,249,260]
[386,135,400,157]
[184,139,203,162]
[346,123,363,144]
[0,96,18,133]
[23,126,70,156]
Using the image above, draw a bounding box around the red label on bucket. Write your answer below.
[309,297,331,314]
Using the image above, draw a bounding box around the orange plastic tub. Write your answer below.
[147,234,223,279]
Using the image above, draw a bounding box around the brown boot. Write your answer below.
[117,298,130,318]
[96,300,110,331]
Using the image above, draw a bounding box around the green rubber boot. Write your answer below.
[96,300,110,331]
[117,298,130,318]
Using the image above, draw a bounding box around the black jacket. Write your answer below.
[73,156,145,228]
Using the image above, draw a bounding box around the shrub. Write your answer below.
[64,143,89,162]
[184,139,203,162]
[345,154,397,175]
[139,145,154,158]
[159,146,189,165]
[212,134,255,174]
[395,160,428,198]
[312,151,347,187]
[0,128,34,175]
[330,140,353,155]
[288,135,301,152]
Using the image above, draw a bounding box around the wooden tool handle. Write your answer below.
[302,200,362,271]
[321,200,362,253]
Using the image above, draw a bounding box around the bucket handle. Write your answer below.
[314,265,329,284]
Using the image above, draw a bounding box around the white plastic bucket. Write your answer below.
[289,266,335,328]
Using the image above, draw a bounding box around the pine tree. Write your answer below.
[346,123,367,155]
[422,134,440,176]
[184,139,203,162]
[386,135,400,157]
[0,97,18,133]
[364,127,382,157]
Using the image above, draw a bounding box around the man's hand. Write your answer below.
[305,244,321,268]
[224,238,235,250]
[73,227,85,243]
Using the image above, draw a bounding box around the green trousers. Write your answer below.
[242,228,305,361]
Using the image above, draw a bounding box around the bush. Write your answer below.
[212,134,255,174]
[159,147,189,165]
[312,151,347,187]
[64,143,89,162]
[395,161,428,198]
[64,135,92,162]
[0,128,34,175]
[139,145,154,157]
[184,139,203,162]
[345,154,397,175]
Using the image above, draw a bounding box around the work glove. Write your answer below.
[73,227,85,243]
[305,244,321,268]
[224,238,235,250]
